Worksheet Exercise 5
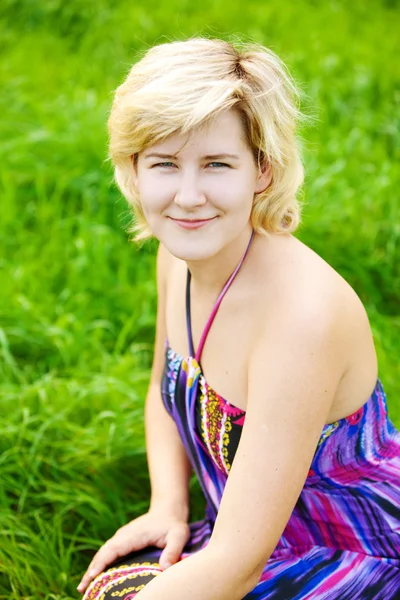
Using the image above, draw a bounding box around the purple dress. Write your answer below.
[83,233,400,599]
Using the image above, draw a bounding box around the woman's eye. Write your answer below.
[153,162,176,168]
[151,162,229,169]
[208,162,229,168]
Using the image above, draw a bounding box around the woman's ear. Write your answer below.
[254,160,272,194]
[131,154,139,187]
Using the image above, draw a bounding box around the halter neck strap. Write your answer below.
[186,230,255,364]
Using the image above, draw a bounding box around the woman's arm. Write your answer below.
[135,281,347,599]
[145,244,192,520]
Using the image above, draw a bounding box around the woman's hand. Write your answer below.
[77,507,191,594]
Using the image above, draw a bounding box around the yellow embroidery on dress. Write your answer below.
[87,563,161,600]
[199,378,232,474]
[111,580,152,596]
[111,584,144,596]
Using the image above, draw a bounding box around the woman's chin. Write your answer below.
[164,241,218,262]
[155,232,218,262]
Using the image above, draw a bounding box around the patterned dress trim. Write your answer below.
[83,563,162,600]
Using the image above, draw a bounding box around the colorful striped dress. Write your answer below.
[83,233,400,599]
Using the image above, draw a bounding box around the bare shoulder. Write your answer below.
[253,234,378,421]
[259,234,371,327]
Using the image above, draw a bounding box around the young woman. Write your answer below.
[77,38,400,599]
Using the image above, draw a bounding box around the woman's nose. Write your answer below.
[173,170,206,209]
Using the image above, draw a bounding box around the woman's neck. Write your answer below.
[185,224,255,297]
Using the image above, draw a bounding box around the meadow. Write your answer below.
[0,0,399,597]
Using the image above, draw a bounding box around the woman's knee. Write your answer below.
[82,562,162,599]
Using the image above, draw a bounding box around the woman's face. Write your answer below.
[133,109,271,261]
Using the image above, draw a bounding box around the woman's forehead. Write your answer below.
[142,110,249,158]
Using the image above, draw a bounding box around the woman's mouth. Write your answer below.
[169,217,217,230]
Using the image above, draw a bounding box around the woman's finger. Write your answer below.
[159,524,190,570]
[77,522,149,594]
[77,539,122,593]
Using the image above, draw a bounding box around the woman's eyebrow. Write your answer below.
[143,152,178,159]
[143,152,240,160]
[203,153,240,160]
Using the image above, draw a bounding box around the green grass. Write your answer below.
[0,0,399,597]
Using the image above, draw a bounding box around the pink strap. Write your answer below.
[192,230,255,363]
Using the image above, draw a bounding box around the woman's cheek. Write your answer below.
[214,181,250,211]
[140,182,174,214]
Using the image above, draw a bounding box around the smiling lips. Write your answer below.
[170,217,217,230]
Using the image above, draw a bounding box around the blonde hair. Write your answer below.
[108,37,305,241]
